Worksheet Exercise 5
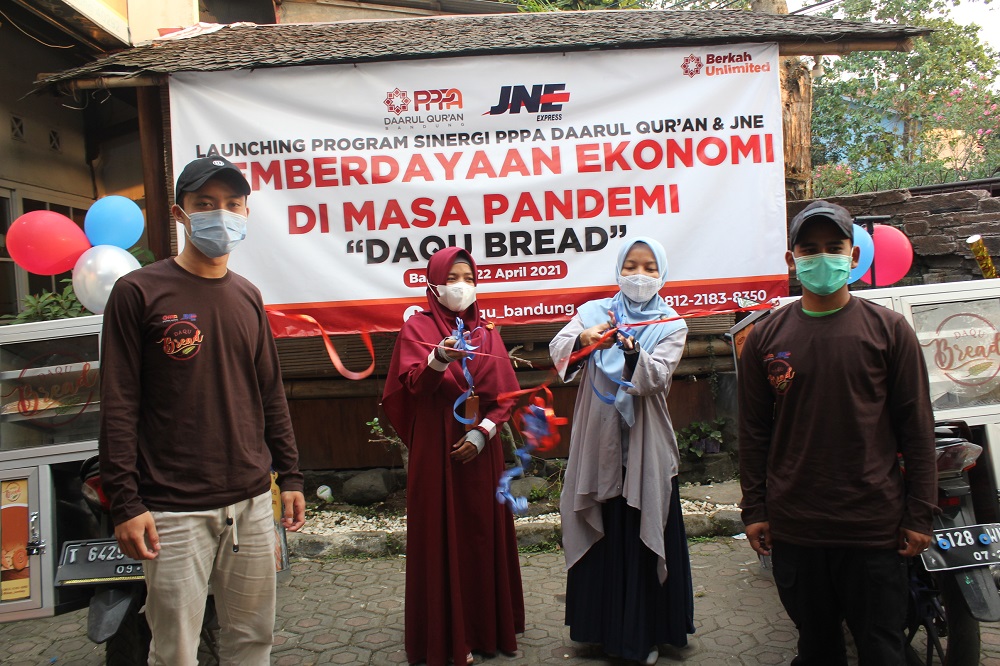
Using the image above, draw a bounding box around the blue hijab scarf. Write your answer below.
[578,237,686,426]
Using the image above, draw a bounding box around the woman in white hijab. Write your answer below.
[549,237,694,665]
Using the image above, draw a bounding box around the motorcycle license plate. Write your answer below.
[920,523,1000,572]
[55,538,144,586]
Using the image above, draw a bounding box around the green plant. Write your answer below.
[676,418,727,460]
[367,416,404,451]
[706,338,720,399]
[129,246,156,266]
[518,538,562,554]
[688,535,716,544]
[1,279,89,323]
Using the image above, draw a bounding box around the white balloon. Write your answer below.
[72,245,141,314]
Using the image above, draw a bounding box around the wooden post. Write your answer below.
[751,0,813,202]
[137,85,171,260]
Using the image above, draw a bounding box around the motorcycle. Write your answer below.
[905,421,1000,666]
[55,456,219,666]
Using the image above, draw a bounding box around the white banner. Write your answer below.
[169,44,789,335]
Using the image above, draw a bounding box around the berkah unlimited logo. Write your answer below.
[681,54,704,78]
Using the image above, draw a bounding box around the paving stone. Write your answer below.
[1,492,999,665]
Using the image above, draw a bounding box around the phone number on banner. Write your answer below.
[662,289,770,308]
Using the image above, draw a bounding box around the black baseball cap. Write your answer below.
[788,200,853,248]
[175,157,251,200]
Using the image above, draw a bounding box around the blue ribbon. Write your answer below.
[589,301,636,404]
[496,446,532,515]
[450,317,481,425]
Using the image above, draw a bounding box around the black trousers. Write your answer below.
[771,541,909,666]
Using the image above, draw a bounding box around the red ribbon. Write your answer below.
[267,310,375,381]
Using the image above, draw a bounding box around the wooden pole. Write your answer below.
[136,85,171,260]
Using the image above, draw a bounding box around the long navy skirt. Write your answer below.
[565,476,695,661]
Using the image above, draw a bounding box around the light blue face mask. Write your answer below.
[183,209,247,258]
[794,253,852,296]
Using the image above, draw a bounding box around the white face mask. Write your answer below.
[618,274,661,304]
[434,282,476,313]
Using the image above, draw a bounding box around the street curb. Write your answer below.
[288,510,744,559]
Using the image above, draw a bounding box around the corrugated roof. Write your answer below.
[37,9,930,86]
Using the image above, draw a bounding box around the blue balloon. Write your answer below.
[849,224,875,284]
[84,196,145,249]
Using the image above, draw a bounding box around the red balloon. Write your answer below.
[7,211,92,275]
[860,224,913,287]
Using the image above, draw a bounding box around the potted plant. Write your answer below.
[675,418,727,459]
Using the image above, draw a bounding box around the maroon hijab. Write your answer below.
[423,246,482,336]
[382,247,518,444]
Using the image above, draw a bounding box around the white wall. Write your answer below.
[127,0,199,44]
[279,0,441,23]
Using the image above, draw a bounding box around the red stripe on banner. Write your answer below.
[265,275,788,337]
[540,92,571,104]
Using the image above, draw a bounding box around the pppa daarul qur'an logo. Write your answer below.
[384,88,463,116]
[384,88,411,116]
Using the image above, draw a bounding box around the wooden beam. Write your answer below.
[58,75,166,90]
[137,86,171,260]
[778,38,914,56]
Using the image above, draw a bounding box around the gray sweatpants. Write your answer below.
[144,490,277,666]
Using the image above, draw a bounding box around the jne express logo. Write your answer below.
[484,83,570,119]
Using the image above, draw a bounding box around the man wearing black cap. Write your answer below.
[736,200,937,665]
[99,156,305,665]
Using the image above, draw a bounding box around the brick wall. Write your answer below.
[789,188,1000,285]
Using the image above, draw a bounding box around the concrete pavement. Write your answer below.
[2,480,999,665]
[0,540,788,665]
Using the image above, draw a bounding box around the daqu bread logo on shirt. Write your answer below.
[764,352,795,395]
[158,320,205,360]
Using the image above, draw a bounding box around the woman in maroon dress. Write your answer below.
[383,247,524,665]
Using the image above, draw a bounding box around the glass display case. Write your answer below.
[0,314,290,624]
[0,316,104,621]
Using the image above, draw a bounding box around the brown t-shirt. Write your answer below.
[738,297,937,548]
[99,258,303,525]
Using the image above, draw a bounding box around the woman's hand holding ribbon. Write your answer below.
[441,336,472,361]
[579,310,618,350]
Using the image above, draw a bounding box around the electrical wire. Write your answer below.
[712,0,747,9]
[790,0,842,15]
[665,0,706,10]
[0,7,75,48]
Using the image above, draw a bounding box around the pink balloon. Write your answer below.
[860,224,913,287]
[7,211,92,275]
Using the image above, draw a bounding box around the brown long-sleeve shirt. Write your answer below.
[99,258,303,526]
[738,297,937,548]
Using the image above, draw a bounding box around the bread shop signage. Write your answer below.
[0,354,99,427]
[913,300,1000,410]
